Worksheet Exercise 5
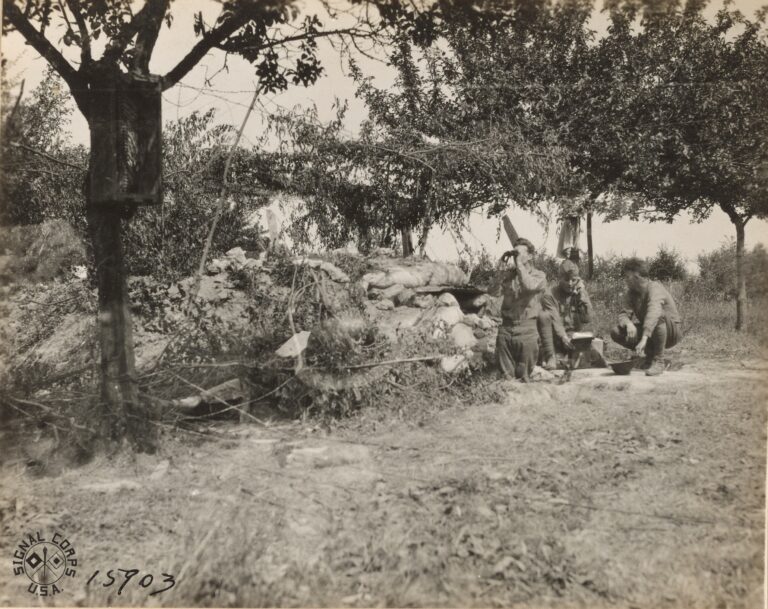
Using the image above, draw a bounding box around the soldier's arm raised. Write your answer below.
[517,265,546,292]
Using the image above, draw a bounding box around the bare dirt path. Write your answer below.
[1,358,765,608]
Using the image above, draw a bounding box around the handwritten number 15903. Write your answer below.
[86,569,176,596]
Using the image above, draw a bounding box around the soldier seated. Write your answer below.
[538,260,606,370]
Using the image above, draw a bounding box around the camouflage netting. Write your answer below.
[0,224,501,418]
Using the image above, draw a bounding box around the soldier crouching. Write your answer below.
[610,257,682,376]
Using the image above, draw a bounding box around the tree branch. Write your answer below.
[2,0,84,90]
[9,142,86,172]
[160,12,252,90]
[240,26,375,54]
[718,200,745,226]
[100,0,154,66]
[132,0,169,74]
[65,0,92,65]
[162,20,378,91]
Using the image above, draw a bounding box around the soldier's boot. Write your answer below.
[645,358,669,376]
[542,355,558,371]
[637,357,653,370]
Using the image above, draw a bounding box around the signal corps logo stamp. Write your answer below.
[12,531,78,596]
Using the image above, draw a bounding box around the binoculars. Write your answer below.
[501,250,519,262]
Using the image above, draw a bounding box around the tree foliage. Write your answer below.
[268,1,593,254]
[602,0,768,226]
[597,0,768,328]
[1,68,86,229]
[698,240,768,298]
[126,109,274,279]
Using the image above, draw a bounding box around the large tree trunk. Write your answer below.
[734,219,747,331]
[586,211,594,280]
[83,77,160,451]
[86,205,154,450]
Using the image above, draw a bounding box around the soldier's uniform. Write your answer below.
[611,281,682,365]
[539,279,604,366]
[495,264,547,381]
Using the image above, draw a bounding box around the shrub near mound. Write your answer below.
[2,244,502,425]
[0,219,87,284]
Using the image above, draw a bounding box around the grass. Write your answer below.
[1,273,766,607]
[588,279,768,359]
[1,348,763,608]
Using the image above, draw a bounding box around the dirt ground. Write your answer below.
[0,357,765,608]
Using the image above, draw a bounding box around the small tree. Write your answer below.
[648,245,687,282]
[606,1,768,330]
[1,69,87,229]
[2,0,432,447]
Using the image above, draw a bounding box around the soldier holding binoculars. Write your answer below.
[495,238,547,382]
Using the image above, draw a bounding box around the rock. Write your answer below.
[201,378,246,402]
[462,313,496,330]
[225,246,248,269]
[184,274,236,303]
[441,354,469,374]
[376,299,395,311]
[451,323,478,349]
[479,316,497,329]
[363,258,468,289]
[361,271,387,291]
[276,331,311,358]
[437,292,460,308]
[167,284,181,300]
[25,313,94,376]
[413,294,436,308]
[293,257,350,283]
[375,308,423,341]
[207,258,227,274]
[72,265,88,280]
[134,330,170,372]
[463,313,481,327]
[473,337,490,353]
[175,395,202,410]
[394,287,416,306]
[207,247,250,274]
[422,305,464,328]
[378,268,423,288]
[381,283,405,300]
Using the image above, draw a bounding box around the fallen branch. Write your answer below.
[330,355,443,370]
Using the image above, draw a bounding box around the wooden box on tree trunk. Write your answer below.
[89,75,162,206]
